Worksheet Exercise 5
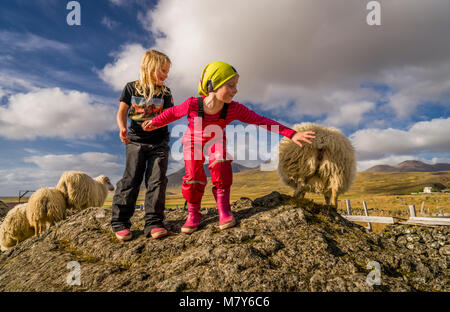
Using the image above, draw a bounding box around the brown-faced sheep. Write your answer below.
[0,204,34,251]
[56,171,114,210]
[26,187,67,236]
[278,122,356,209]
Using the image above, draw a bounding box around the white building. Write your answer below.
[423,187,433,193]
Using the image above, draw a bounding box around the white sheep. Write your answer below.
[278,122,356,208]
[26,187,67,236]
[0,204,34,251]
[56,171,114,210]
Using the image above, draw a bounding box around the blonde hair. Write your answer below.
[135,50,171,102]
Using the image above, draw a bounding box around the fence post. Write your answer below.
[408,205,416,218]
[346,200,352,215]
[420,201,425,215]
[362,200,372,232]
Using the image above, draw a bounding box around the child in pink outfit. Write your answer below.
[143,61,314,234]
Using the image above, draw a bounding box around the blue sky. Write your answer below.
[0,0,449,196]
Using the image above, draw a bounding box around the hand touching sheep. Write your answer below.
[290,131,316,147]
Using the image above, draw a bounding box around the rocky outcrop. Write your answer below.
[381,224,449,266]
[0,192,448,291]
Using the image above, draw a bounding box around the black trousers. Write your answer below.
[111,139,170,236]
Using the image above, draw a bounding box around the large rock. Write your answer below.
[0,192,448,292]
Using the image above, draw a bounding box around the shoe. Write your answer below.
[115,228,132,242]
[181,202,202,234]
[151,227,168,239]
[213,187,236,230]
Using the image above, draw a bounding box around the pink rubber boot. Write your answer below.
[181,202,202,234]
[213,187,236,230]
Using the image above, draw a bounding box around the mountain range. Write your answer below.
[364,160,450,172]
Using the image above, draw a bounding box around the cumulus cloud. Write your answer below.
[0,152,124,196]
[99,0,450,122]
[95,0,450,171]
[98,44,146,91]
[382,64,450,117]
[323,101,375,127]
[0,87,116,140]
[134,0,450,119]
[350,117,450,160]
[24,152,123,174]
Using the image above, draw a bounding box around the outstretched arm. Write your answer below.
[142,98,191,131]
[234,103,315,147]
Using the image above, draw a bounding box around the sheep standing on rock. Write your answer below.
[26,187,67,236]
[0,204,34,251]
[278,123,356,209]
[56,171,114,210]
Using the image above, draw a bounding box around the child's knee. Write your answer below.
[209,160,233,188]
[182,180,206,203]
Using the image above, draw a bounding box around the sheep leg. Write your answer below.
[293,187,305,200]
[324,192,331,205]
[330,188,338,211]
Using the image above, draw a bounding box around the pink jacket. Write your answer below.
[150,97,296,139]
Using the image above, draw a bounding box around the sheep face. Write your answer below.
[97,176,115,191]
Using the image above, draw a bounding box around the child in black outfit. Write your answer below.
[111,50,173,240]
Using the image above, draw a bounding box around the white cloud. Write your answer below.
[94,0,450,175]
[350,118,450,160]
[129,0,450,120]
[382,64,450,117]
[0,87,116,140]
[0,152,124,196]
[323,101,375,127]
[24,152,123,173]
[97,44,146,91]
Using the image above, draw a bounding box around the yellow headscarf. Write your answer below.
[198,61,238,96]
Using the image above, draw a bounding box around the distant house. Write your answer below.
[423,187,433,193]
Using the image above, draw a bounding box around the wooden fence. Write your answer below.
[341,200,450,231]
